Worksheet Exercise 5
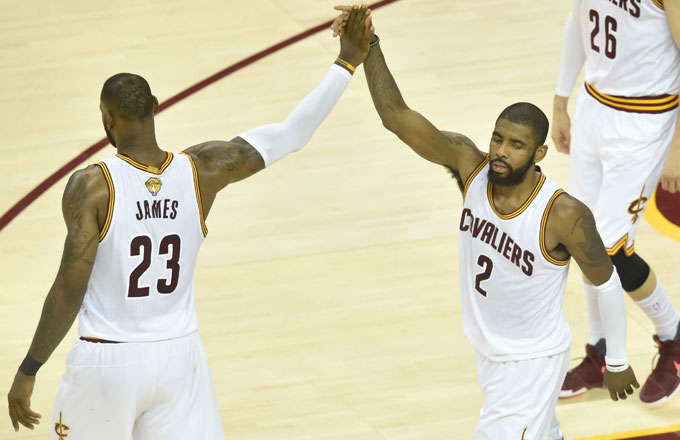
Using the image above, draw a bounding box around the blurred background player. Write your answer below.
[552,0,680,404]
[6,6,374,439]
[333,9,638,439]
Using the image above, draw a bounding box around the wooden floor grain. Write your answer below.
[1,1,678,438]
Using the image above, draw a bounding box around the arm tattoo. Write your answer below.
[364,46,408,115]
[571,209,610,266]
[27,172,99,364]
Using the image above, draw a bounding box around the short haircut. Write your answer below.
[496,102,549,148]
[101,73,154,121]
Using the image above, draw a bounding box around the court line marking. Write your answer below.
[0,0,399,233]
[576,425,680,440]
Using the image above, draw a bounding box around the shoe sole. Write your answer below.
[640,381,680,406]
[559,387,588,399]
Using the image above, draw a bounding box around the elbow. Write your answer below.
[381,114,402,135]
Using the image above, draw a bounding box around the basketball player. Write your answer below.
[551,0,680,404]
[330,11,639,439]
[7,6,374,438]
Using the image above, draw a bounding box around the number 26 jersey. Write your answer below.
[577,0,680,96]
[458,157,571,361]
[79,152,207,342]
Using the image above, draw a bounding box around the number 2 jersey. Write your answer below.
[578,0,680,97]
[459,157,571,361]
[79,152,207,342]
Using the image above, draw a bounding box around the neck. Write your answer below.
[492,168,541,210]
[114,123,165,165]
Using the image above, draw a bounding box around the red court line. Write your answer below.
[0,0,399,233]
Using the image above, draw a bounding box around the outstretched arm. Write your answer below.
[548,194,639,401]
[8,166,106,431]
[660,0,680,193]
[185,5,375,206]
[363,41,484,183]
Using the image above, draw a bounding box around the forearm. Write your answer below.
[27,285,84,365]
[594,270,629,368]
[363,44,409,131]
[555,9,585,98]
[240,63,352,167]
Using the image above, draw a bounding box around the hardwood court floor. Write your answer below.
[0,1,678,439]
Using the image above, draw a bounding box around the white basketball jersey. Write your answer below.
[459,157,571,361]
[578,0,680,96]
[79,152,208,342]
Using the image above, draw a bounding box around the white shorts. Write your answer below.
[569,85,678,255]
[51,331,225,440]
[472,350,570,440]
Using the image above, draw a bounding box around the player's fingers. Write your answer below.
[618,391,627,400]
[633,377,640,388]
[625,387,634,395]
[334,5,353,12]
[660,177,669,192]
[366,13,373,29]
[609,389,618,401]
[9,405,20,431]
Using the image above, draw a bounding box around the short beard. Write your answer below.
[488,155,535,187]
[104,125,117,148]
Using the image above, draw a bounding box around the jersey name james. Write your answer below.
[135,199,179,220]
[459,207,534,276]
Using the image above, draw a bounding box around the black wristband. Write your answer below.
[19,354,43,376]
[370,34,380,48]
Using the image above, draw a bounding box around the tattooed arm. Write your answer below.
[546,193,613,284]
[363,44,485,183]
[8,165,106,431]
[183,138,265,217]
[547,192,639,401]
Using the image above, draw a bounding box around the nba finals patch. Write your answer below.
[577,425,680,440]
[145,177,162,196]
[644,184,680,242]
[54,411,70,439]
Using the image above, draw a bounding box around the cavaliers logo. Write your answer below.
[145,177,162,196]
[628,185,648,224]
[54,411,70,439]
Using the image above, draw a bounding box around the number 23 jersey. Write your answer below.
[459,158,571,361]
[79,152,207,342]
[577,0,680,96]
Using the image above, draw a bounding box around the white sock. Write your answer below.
[583,281,606,345]
[633,277,680,341]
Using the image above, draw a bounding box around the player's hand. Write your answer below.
[331,4,373,38]
[603,365,639,401]
[337,5,375,67]
[660,138,680,193]
[551,96,571,154]
[7,370,41,431]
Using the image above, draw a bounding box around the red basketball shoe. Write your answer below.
[639,335,680,405]
[559,341,606,398]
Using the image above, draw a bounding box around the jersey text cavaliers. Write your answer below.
[459,208,535,276]
[600,0,641,18]
[135,199,179,220]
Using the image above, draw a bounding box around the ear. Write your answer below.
[152,95,159,114]
[104,111,115,130]
[534,144,548,163]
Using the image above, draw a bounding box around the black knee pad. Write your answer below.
[610,250,650,292]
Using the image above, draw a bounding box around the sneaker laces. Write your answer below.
[649,340,676,378]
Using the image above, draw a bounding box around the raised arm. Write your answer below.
[8,166,107,431]
[363,41,484,183]
[546,193,639,401]
[184,5,374,210]
[660,0,680,193]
